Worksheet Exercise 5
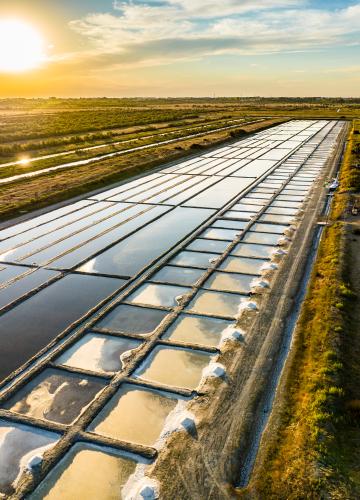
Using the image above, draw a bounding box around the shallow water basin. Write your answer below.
[242,232,282,246]
[54,333,142,374]
[0,420,59,497]
[162,313,233,347]
[3,368,105,425]
[251,223,289,234]
[223,211,257,221]
[212,219,247,231]
[200,228,241,241]
[203,271,254,294]
[88,383,181,446]
[169,251,219,269]
[231,203,262,212]
[126,283,191,308]
[265,206,299,216]
[231,243,276,259]
[95,304,169,335]
[186,290,248,318]
[186,238,230,254]
[150,266,205,286]
[134,345,212,390]
[30,442,142,500]
[220,256,268,275]
[259,214,295,224]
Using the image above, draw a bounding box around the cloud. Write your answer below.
[67,2,360,70]
[113,0,303,18]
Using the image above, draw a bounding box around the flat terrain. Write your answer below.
[246,120,360,499]
[0,119,347,498]
[0,97,359,221]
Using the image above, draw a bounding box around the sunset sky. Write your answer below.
[0,0,359,97]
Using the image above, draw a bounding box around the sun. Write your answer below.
[0,19,46,73]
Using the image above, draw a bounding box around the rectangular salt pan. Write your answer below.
[203,271,254,294]
[186,238,230,254]
[162,314,234,347]
[30,442,143,500]
[55,333,142,374]
[251,223,289,234]
[220,256,268,275]
[200,228,241,241]
[88,384,181,446]
[231,243,276,259]
[126,283,191,308]
[134,345,212,390]
[259,214,295,224]
[242,232,282,246]
[186,290,248,318]
[3,368,106,425]
[0,420,59,497]
[95,304,169,335]
[212,219,247,231]
[150,266,205,286]
[170,251,219,269]
[223,211,257,221]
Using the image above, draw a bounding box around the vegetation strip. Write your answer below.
[248,120,360,498]
[0,119,265,186]
[0,118,281,223]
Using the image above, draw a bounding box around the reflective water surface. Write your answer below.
[170,250,219,269]
[89,383,180,445]
[212,219,247,231]
[150,266,205,286]
[223,210,257,220]
[204,271,254,294]
[200,228,241,241]
[0,268,58,311]
[95,304,169,335]
[30,442,141,500]
[55,333,142,374]
[184,177,254,208]
[4,368,105,425]
[134,345,212,390]
[186,290,247,317]
[220,256,268,274]
[0,274,124,383]
[242,232,282,246]
[186,238,230,254]
[259,214,294,224]
[251,223,289,234]
[126,283,191,308]
[0,420,59,497]
[231,243,275,259]
[76,207,214,277]
[162,313,233,347]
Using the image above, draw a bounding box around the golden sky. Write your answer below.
[0,0,359,97]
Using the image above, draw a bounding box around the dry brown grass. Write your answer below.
[0,118,280,221]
